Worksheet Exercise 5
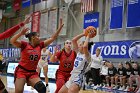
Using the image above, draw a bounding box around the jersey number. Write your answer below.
[29,55,38,61]
[64,63,71,68]
[74,61,79,67]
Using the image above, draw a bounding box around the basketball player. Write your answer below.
[50,39,77,93]
[0,15,31,93]
[36,47,52,92]
[58,31,93,93]
[10,19,64,93]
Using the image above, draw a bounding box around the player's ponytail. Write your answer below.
[25,32,37,41]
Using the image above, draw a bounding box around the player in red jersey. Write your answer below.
[50,40,76,93]
[10,17,64,93]
[0,15,31,93]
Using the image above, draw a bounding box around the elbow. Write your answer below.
[10,38,14,44]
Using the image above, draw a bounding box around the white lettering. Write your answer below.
[104,46,111,55]
[120,45,126,55]
[85,19,97,23]
[111,45,119,55]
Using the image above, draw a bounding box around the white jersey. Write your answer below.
[39,49,49,63]
[90,54,103,69]
[71,52,90,74]
[66,52,90,88]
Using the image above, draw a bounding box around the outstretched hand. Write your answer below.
[23,15,32,25]
[58,18,64,30]
[54,45,60,54]
[20,27,30,35]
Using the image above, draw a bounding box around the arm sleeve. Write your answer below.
[0,22,24,40]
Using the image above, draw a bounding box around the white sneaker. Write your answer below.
[93,85,98,90]
[91,84,94,87]
[124,86,129,92]
[102,84,106,88]
[118,86,122,90]
[113,85,118,89]
[46,86,50,92]
[119,86,125,91]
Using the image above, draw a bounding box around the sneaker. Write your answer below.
[93,85,98,90]
[46,86,50,92]
[118,86,125,91]
[113,85,118,90]
[102,84,106,88]
[124,86,129,92]
[91,84,94,87]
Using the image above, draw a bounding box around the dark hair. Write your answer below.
[125,62,132,69]
[25,32,37,41]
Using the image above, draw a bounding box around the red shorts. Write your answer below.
[14,66,39,82]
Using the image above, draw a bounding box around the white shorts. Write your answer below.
[65,72,84,89]
[38,61,48,68]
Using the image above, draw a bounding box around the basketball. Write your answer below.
[84,26,97,38]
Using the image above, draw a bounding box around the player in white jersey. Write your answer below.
[58,31,93,93]
[37,48,52,92]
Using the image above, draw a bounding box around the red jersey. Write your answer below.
[19,41,44,70]
[56,50,76,72]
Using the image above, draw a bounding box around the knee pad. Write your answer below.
[0,79,5,90]
[34,81,46,93]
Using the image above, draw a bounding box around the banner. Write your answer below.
[84,12,99,29]
[91,40,140,59]
[127,0,140,28]
[13,0,21,11]
[47,9,57,37]
[40,65,59,78]
[7,63,18,74]
[32,0,41,5]
[40,12,48,38]
[110,0,124,29]
[22,0,30,8]
[5,3,13,13]
[0,48,20,58]
[32,11,41,33]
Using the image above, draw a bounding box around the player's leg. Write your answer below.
[55,72,66,93]
[58,85,68,93]
[68,83,80,93]
[36,62,42,74]
[15,78,26,93]
[43,64,49,91]
[29,76,46,93]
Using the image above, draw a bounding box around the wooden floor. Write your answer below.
[0,75,110,93]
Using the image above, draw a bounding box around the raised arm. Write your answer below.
[10,27,29,48]
[44,20,64,47]
[0,15,30,40]
[50,46,59,62]
[72,33,85,52]
[10,16,31,48]
[83,34,90,58]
